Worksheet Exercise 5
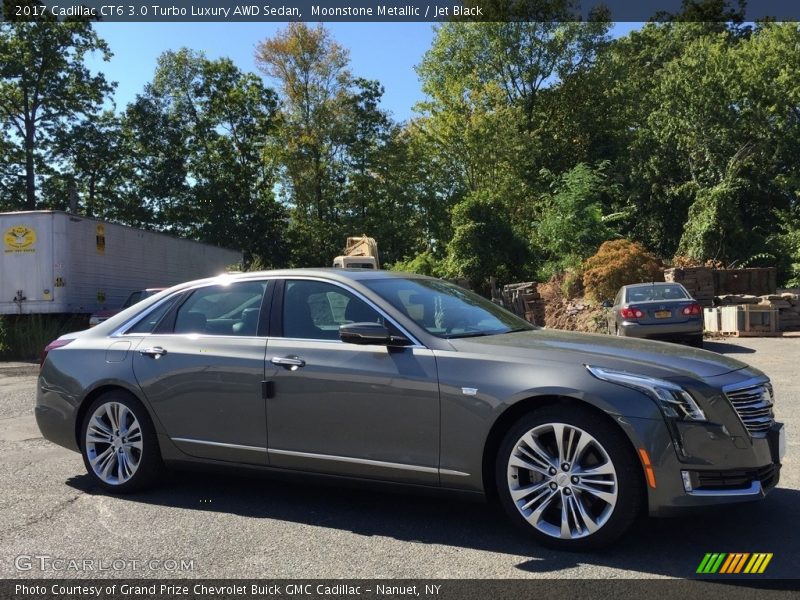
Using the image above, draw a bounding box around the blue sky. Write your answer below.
[88,22,642,122]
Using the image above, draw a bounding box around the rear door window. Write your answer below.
[172,281,268,336]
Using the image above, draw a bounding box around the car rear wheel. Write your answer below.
[495,407,643,550]
[80,391,163,493]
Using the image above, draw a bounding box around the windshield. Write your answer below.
[364,277,535,338]
[625,285,688,303]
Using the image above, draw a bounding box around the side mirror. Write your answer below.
[601,300,613,309]
[340,322,394,345]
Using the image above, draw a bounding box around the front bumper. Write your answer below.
[623,415,783,516]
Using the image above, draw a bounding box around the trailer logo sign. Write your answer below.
[4,226,36,253]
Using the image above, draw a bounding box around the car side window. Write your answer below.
[282,280,383,340]
[126,295,181,334]
[173,281,267,336]
[122,291,142,309]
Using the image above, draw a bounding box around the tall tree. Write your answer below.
[255,23,410,267]
[0,16,113,208]
[128,49,287,266]
[47,111,126,218]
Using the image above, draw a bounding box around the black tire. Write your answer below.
[495,406,644,551]
[689,336,704,349]
[80,390,163,493]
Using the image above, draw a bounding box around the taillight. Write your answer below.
[620,307,644,319]
[682,303,702,316]
[40,339,73,367]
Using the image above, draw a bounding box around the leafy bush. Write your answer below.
[444,190,530,293]
[0,317,7,355]
[582,239,663,302]
[389,250,444,277]
[677,179,746,263]
[534,162,617,280]
[0,314,89,361]
[769,208,800,287]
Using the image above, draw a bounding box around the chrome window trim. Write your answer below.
[111,274,426,348]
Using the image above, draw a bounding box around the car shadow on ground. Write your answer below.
[704,341,757,354]
[67,470,799,584]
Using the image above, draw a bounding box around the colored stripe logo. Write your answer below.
[697,553,773,574]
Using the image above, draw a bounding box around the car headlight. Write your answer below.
[586,365,706,421]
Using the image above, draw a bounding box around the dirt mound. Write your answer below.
[539,274,606,333]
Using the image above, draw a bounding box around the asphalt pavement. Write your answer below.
[0,337,797,579]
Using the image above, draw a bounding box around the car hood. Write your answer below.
[446,329,749,381]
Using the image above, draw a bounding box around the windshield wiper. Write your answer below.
[446,328,529,339]
[445,331,496,339]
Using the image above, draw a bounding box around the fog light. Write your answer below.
[681,470,693,492]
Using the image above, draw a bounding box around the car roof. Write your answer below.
[240,268,426,280]
[167,268,432,291]
[623,282,683,289]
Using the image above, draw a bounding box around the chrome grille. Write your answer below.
[724,382,775,437]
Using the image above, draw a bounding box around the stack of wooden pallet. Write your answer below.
[501,282,546,325]
[712,293,800,331]
[664,267,715,306]
[763,293,800,331]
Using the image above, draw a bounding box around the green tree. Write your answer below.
[0,17,113,208]
[46,111,126,218]
[444,191,530,292]
[126,49,287,266]
[256,23,417,267]
[255,23,350,265]
[535,162,617,278]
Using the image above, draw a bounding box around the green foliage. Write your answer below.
[443,191,530,292]
[127,49,289,266]
[255,24,425,267]
[0,314,88,361]
[535,162,617,279]
[0,317,7,354]
[0,18,113,208]
[389,250,445,277]
[582,239,663,302]
[677,178,746,262]
[769,209,800,287]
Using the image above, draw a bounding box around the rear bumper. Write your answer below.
[35,380,81,452]
[619,320,702,339]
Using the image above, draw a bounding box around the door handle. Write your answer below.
[139,346,167,359]
[271,356,305,370]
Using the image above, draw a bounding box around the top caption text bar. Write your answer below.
[3,0,800,22]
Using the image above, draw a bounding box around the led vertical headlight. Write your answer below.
[586,365,707,421]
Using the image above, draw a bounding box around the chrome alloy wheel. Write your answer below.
[85,401,143,485]
[506,423,618,540]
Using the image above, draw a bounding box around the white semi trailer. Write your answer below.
[1,210,242,315]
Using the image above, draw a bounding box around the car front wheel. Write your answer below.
[496,407,644,550]
[80,391,163,493]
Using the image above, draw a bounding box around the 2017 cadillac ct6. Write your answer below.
[36,269,785,549]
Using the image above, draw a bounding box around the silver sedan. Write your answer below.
[606,282,704,347]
